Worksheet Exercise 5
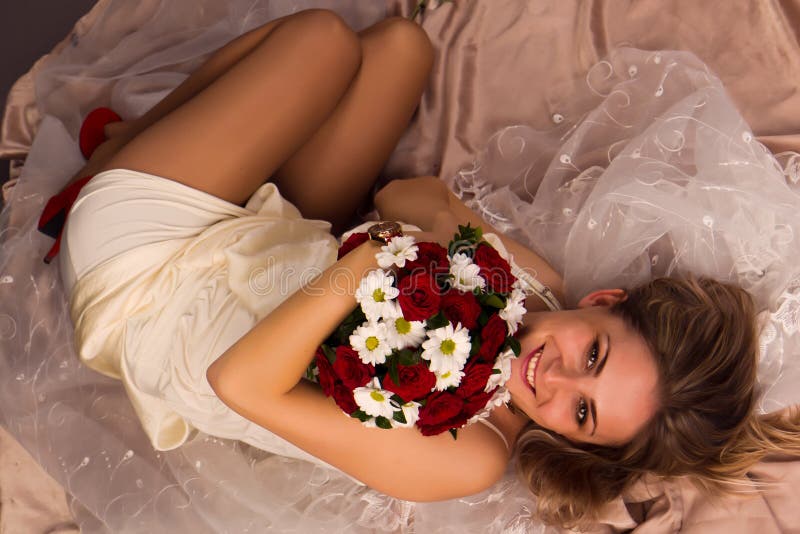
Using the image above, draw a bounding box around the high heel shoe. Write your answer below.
[38,107,121,264]
[79,107,121,159]
[38,175,94,264]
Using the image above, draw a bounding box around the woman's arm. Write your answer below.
[374,176,565,305]
[206,239,509,501]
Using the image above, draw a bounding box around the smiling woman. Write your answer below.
[508,293,660,446]
[512,277,800,527]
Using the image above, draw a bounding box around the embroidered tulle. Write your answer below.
[449,49,800,414]
[1,1,798,532]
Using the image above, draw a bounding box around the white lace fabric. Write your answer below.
[451,49,800,415]
[0,2,798,533]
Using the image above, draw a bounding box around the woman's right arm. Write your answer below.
[374,176,565,304]
[206,239,509,501]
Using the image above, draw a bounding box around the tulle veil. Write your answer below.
[1,0,799,532]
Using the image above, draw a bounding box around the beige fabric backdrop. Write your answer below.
[2,0,800,532]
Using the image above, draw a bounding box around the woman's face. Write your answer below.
[507,289,660,446]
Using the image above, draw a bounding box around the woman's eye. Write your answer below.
[576,398,588,426]
[586,339,599,369]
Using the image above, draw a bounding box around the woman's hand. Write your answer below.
[374,176,450,231]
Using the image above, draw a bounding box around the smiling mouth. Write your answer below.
[525,345,544,395]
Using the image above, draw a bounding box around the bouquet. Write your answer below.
[307,224,528,437]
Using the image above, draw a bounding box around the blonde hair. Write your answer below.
[514,277,800,528]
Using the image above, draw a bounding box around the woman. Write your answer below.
[42,8,800,528]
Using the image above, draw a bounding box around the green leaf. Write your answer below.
[470,336,481,357]
[453,223,483,245]
[388,354,400,386]
[332,306,367,345]
[449,428,458,440]
[448,238,475,258]
[426,311,449,330]
[352,410,370,422]
[506,336,522,356]
[479,293,506,309]
[376,416,393,429]
[321,344,337,364]
[491,368,501,374]
[477,309,489,327]
[398,348,420,366]
[393,410,408,425]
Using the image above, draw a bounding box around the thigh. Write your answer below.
[97,10,361,207]
[272,17,434,231]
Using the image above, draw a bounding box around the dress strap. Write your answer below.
[481,232,562,311]
[510,264,562,311]
[476,418,510,451]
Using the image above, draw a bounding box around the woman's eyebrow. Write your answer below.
[589,335,610,436]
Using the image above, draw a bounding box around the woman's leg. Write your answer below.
[272,17,433,231]
[95,9,363,209]
[86,11,432,231]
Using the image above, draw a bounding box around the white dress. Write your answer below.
[62,169,342,462]
[2,3,799,531]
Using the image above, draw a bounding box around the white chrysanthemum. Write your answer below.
[467,388,511,425]
[355,269,399,321]
[433,368,465,391]
[376,235,418,269]
[421,322,471,374]
[499,288,527,335]
[511,276,530,293]
[449,253,486,292]
[362,417,378,428]
[485,348,514,391]
[354,377,397,419]
[391,401,421,428]
[381,302,427,349]
[349,322,392,365]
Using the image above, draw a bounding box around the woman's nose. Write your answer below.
[541,361,581,392]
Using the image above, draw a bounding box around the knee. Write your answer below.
[373,17,434,74]
[294,9,362,68]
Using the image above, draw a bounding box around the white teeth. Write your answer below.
[525,348,543,390]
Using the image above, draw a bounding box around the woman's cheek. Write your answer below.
[531,403,561,433]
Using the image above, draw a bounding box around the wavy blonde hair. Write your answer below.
[513,277,800,529]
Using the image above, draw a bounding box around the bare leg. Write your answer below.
[66,16,290,187]
[74,10,432,232]
[96,9,363,209]
[273,17,433,231]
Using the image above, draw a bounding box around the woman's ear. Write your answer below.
[577,288,627,308]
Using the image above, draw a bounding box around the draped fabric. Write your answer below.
[1,0,800,532]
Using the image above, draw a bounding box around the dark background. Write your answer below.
[0,0,97,187]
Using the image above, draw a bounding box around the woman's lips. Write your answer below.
[524,344,544,396]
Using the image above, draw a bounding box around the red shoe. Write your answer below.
[38,175,94,264]
[78,107,121,159]
[38,107,121,264]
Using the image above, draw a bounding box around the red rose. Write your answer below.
[382,363,437,402]
[440,290,481,330]
[461,389,496,420]
[403,241,450,276]
[473,243,516,293]
[332,346,375,389]
[397,272,442,321]
[477,314,508,363]
[337,232,369,259]
[314,348,336,396]
[455,363,493,399]
[416,391,467,436]
[332,382,358,414]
